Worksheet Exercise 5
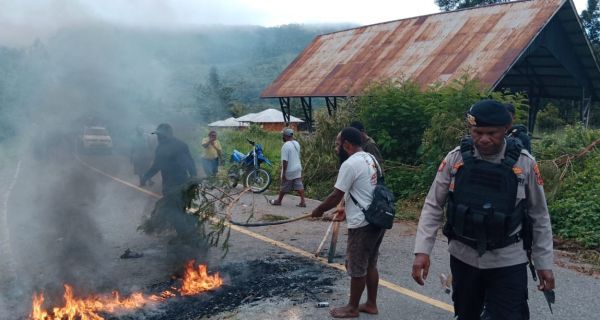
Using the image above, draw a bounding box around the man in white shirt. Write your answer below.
[269,128,306,207]
[311,127,385,318]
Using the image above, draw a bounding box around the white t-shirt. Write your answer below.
[334,151,378,229]
[281,140,302,179]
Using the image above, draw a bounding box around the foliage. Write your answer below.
[436,0,510,11]
[535,124,600,198]
[194,66,235,122]
[550,154,600,248]
[355,80,429,164]
[581,0,600,59]
[537,105,567,132]
[351,75,527,206]
[532,125,600,248]
[298,100,361,199]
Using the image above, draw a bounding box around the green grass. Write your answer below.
[212,126,283,192]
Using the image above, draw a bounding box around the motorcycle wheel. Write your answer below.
[245,168,271,193]
[227,165,240,188]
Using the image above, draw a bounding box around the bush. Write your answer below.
[355,80,429,164]
[550,155,600,248]
[537,105,566,132]
[534,125,600,247]
[299,100,360,199]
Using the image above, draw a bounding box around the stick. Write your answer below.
[315,220,334,257]
[328,221,340,263]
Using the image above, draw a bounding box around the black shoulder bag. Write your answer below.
[349,154,395,229]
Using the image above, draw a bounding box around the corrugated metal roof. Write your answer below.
[261,0,572,98]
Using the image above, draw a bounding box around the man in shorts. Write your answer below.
[269,128,306,207]
[311,127,385,318]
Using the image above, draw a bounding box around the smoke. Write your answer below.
[0,0,354,316]
[0,5,207,317]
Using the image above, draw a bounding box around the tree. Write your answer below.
[195,66,235,122]
[581,0,600,58]
[436,0,510,11]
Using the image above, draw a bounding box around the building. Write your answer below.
[234,109,304,132]
[261,0,600,131]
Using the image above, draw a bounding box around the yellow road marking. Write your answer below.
[76,155,454,313]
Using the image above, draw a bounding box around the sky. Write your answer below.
[0,0,591,46]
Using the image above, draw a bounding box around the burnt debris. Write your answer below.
[115,255,341,319]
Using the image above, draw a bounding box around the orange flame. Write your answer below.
[180,260,223,296]
[30,261,222,320]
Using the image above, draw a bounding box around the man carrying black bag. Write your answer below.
[311,127,390,318]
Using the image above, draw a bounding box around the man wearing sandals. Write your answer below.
[269,128,306,207]
[311,127,385,318]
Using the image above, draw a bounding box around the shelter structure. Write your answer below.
[208,117,249,129]
[236,108,304,132]
[261,0,600,131]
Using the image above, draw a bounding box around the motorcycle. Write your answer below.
[228,138,273,193]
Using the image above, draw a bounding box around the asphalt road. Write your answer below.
[1,149,599,319]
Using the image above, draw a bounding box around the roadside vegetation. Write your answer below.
[218,75,600,253]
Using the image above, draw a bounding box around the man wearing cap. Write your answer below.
[505,103,532,153]
[141,123,197,194]
[411,99,555,319]
[269,128,306,207]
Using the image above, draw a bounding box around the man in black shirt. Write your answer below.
[141,123,197,194]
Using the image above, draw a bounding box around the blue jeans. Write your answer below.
[202,158,219,177]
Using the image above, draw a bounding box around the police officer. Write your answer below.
[505,103,532,153]
[411,99,555,320]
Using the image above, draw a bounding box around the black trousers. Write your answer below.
[450,256,529,320]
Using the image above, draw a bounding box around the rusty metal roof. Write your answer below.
[262,0,590,99]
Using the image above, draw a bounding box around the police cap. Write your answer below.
[466,99,512,127]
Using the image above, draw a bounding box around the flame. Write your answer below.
[180,260,223,296]
[30,261,222,320]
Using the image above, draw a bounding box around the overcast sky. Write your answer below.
[0,0,590,46]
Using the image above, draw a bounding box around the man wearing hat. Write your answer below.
[269,128,306,207]
[505,103,532,153]
[411,99,555,319]
[141,123,197,194]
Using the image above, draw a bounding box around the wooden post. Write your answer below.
[328,221,340,263]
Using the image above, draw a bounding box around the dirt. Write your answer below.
[554,238,600,278]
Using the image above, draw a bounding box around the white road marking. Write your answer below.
[76,155,454,313]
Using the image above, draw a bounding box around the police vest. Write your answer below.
[443,137,526,256]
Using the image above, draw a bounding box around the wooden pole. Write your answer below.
[315,220,334,257]
[328,221,340,263]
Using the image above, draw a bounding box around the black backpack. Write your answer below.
[349,154,396,229]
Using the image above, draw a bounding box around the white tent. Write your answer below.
[208,117,249,128]
[236,108,304,123]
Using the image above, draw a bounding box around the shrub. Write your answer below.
[537,105,566,132]
[355,80,429,164]
[550,155,600,248]
[299,100,360,199]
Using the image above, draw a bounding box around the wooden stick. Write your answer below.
[315,220,334,257]
[328,221,340,263]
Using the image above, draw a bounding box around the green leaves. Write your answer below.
[549,151,600,248]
